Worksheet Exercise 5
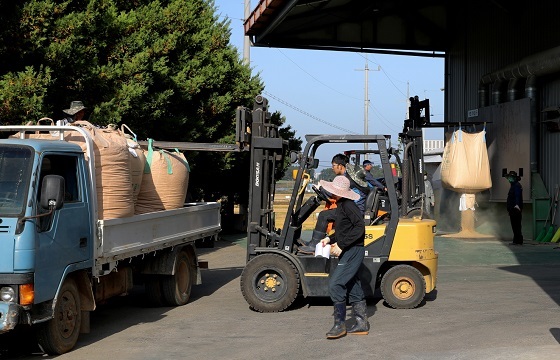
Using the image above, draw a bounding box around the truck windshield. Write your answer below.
[0,145,32,216]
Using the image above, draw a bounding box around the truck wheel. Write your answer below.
[381,264,426,309]
[36,278,81,355]
[145,275,164,306]
[240,254,300,312]
[161,251,195,306]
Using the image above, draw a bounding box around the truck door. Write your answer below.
[34,154,92,303]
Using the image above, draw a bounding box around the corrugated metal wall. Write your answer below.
[540,77,560,192]
[446,1,560,197]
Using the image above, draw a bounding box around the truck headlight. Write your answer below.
[0,287,15,302]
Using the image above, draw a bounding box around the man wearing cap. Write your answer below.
[505,171,523,245]
[318,175,369,339]
[362,159,386,192]
[56,101,87,126]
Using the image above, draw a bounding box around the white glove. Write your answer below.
[330,243,342,257]
[514,205,520,211]
[431,202,435,207]
[320,237,331,246]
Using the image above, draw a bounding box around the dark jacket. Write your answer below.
[364,171,385,190]
[506,181,523,212]
[330,198,365,250]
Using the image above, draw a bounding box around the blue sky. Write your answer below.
[214,1,445,168]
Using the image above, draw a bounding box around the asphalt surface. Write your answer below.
[2,233,560,360]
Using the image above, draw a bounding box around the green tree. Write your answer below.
[317,168,336,181]
[0,1,301,210]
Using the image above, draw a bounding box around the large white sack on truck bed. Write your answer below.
[441,129,492,193]
[67,121,135,219]
[135,138,190,215]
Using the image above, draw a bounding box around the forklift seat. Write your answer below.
[364,188,390,225]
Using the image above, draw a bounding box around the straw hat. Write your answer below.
[319,175,360,201]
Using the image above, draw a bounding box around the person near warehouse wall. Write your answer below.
[505,171,523,245]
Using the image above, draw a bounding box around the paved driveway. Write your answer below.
[4,235,560,359]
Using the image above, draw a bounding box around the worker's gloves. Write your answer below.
[514,205,520,211]
[330,243,342,257]
[431,202,435,207]
[320,237,331,246]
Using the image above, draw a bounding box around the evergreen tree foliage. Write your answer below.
[0,0,302,208]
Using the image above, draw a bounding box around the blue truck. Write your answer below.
[0,125,221,354]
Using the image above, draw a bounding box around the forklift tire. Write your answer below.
[380,264,426,309]
[406,208,422,218]
[240,254,300,313]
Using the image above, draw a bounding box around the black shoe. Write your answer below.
[509,242,523,246]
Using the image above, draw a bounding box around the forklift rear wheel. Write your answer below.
[406,208,422,218]
[380,264,426,309]
[240,254,300,312]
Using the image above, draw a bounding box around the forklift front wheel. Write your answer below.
[380,264,426,309]
[240,254,300,312]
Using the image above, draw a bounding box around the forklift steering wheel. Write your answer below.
[312,185,330,202]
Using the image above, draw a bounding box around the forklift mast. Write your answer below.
[399,95,429,215]
[237,95,288,261]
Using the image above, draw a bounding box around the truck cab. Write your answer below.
[0,138,94,332]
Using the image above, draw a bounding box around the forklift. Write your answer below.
[238,95,438,312]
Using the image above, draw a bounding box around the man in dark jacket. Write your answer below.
[506,171,523,245]
[318,175,369,339]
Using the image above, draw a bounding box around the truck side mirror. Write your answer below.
[40,175,65,210]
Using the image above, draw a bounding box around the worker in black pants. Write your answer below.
[506,171,523,245]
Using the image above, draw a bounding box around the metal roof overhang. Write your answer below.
[244,0,449,58]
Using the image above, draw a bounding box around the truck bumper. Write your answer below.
[0,302,20,333]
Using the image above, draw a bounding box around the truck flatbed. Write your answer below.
[96,202,221,275]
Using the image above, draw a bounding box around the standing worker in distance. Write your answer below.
[318,175,369,339]
[424,171,435,216]
[506,171,523,245]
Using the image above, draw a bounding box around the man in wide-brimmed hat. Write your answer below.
[298,153,370,255]
[57,101,87,126]
[317,175,369,339]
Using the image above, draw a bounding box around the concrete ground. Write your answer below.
[3,232,560,360]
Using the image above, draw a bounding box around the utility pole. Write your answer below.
[356,56,380,153]
[243,0,251,65]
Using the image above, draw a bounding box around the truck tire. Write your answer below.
[145,275,164,306]
[36,278,81,355]
[380,264,426,309]
[161,250,195,306]
[240,254,300,313]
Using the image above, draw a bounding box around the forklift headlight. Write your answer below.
[0,287,15,302]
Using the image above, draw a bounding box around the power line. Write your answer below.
[276,49,362,101]
[263,91,359,134]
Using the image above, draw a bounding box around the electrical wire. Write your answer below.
[263,91,359,134]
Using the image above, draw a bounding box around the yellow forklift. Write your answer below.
[238,95,438,312]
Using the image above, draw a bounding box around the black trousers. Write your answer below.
[508,209,523,244]
[315,208,337,233]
